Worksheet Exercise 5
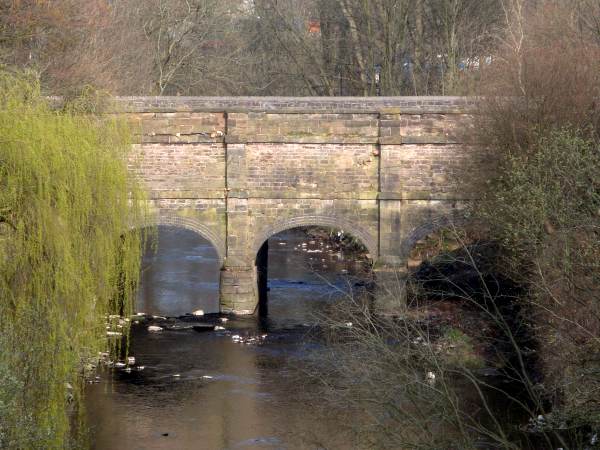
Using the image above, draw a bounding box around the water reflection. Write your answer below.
[136,228,220,316]
[86,226,369,450]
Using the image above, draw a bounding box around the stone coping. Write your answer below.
[115,96,477,114]
[49,96,477,114]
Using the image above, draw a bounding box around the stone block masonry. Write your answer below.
[120,97,493,314]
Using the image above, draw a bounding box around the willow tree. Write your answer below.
[0,72,147,448]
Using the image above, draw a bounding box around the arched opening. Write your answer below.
[404,222,498,301]
[144,214,226,265]
[254,225,374,325]
[137,225,222,317]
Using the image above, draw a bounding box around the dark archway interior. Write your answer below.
[254,226,373,320]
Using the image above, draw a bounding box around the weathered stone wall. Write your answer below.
[381,144,492,200]
[119,96,491,314]
[380,113,475,144]
[236,143,378,198]
[227,112,379,144]
[127,111,225,144]
[128,143,225,199]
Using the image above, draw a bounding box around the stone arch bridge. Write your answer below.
[120,97,493,314]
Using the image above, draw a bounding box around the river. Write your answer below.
[85,226,371,450]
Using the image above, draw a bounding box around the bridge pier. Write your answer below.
[220,265,258,315]
[373,265,408,315]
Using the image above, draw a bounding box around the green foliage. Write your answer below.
[439,327,485,370]
[0,71,147,448]
[481,129,600,261]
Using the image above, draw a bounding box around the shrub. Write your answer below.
[478,128,600,435]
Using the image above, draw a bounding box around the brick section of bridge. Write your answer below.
[121,97,493,314]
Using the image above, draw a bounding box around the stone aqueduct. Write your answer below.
[119,97,492,314]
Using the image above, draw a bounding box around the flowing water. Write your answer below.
[85,226,371,450]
